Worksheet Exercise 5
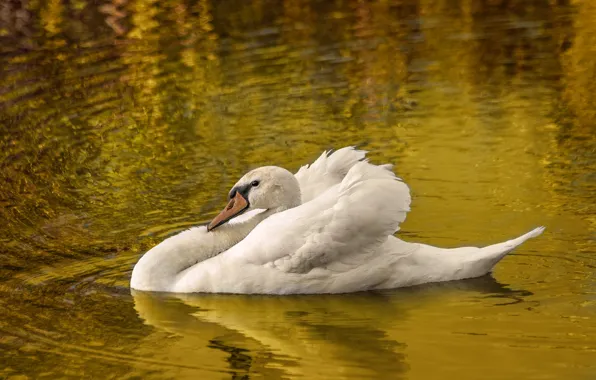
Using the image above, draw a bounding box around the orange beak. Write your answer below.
[207,191,250,231]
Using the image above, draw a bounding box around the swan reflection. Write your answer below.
[132,276,526,379]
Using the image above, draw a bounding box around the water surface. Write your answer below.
[1,0,595,379]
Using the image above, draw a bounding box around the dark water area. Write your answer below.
[1,0,595,379]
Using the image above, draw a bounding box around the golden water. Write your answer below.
[1,0,595,379]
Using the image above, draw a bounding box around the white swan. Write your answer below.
[131,147,544,294]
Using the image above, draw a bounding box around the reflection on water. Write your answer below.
[0,0,595,379]
[131,277,536,379]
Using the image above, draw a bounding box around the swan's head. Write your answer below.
[207,166,301,231]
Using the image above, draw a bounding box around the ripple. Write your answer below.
[1,0,595,379]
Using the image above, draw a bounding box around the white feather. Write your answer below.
[294,146,367,202]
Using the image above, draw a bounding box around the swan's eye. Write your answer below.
[251,180,260,187]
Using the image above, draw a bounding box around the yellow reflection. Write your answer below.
[132,276,595,379]
[562,1,596,128]
[133,289,409,378]
[1,1,595,378]
[40,0,63,36]
[128,0,159,39]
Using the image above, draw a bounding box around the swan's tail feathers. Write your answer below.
[516,226,546,241]
[475,226,545,274]
[488,226,545,253]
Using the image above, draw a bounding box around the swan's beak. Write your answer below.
[207,191,249,231]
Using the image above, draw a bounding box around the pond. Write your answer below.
[1,0,595,379]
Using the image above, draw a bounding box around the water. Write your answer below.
[1,0,595,378]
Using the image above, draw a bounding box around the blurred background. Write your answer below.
[0,0,595,379]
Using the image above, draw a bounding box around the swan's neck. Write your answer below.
[130,208,279,292]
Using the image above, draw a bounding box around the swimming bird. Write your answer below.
[130,147,544,294]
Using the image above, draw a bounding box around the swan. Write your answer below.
[131,147,545,294]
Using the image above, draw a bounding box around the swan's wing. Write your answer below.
[236,161,411,274]
[294,147,367,203]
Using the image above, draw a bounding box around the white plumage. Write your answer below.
[131,147,544,294]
